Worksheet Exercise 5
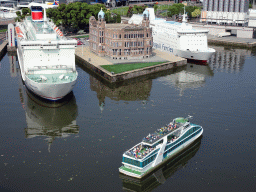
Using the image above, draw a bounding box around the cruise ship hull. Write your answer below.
[24,75,77,101]
[17,49,77,101]
[119,128,203,178]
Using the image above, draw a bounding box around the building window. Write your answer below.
[119,34,121,38]
[147,33,148,37]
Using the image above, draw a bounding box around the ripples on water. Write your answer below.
[0,46,255,191]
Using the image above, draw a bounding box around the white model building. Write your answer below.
[201,0,250,25]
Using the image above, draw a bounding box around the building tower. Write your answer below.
[142,9,150,27]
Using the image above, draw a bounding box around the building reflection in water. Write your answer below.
[18,75,79,152]
[208,47,250,73]
[120,136,202,192]
[158,64,214,96]
[90,76,152,112]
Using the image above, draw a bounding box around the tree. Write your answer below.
[116,14,121,23]
[167,6,179,17]
[154,4,158,13]
[192,9,201,18]
[185,6,195,19]
[127,6,133,17]
[15,8,31,21]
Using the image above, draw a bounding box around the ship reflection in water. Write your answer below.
[19,77,79,151]
[158,64,214,96]
[120,136,202,192]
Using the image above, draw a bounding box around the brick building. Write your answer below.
[89,9,153,60]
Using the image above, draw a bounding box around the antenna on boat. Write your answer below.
[182,6,187,23]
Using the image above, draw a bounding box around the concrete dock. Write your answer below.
[75,45,187,83]
[0,40,8,59]
[208,35,256,48]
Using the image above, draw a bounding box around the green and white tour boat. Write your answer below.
[119,116,203,178]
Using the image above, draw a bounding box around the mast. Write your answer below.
[182,6,187,23]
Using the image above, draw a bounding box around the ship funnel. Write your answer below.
[31,6,43,21]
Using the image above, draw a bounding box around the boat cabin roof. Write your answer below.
[142,117,189,146]
[174,117,189,124]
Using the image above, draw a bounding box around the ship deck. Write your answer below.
[27,71,77,84]
[27,16,55,35]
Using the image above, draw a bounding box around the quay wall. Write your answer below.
[0,40,8,59]
[192,24,254,38]
[75,54,186,83]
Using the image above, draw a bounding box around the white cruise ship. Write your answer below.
[129,8,215,63]
[15,2,77,100]
[119,116,203,178]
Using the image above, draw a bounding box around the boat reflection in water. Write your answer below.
[158,64,214,96]
[120,136,202,192]
[19,79,79,152]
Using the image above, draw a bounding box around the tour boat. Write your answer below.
[120,136,202,190]
[119,116,203,178]
[16,2,77,100]
[129,8,215,63]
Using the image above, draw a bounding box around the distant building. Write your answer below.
[201,0,250,25]
[89,9,153,60]
[203,0,249,12]
[66,0,90,4]
[208,47,248,73]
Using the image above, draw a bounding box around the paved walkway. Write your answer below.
[75,45,112,66]
[75,44,185,66]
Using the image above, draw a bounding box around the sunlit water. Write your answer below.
[0,46,255,192]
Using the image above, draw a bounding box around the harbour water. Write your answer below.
[0,46,255,191]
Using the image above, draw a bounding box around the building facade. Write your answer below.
[89,10,153,60]
[201,0,250,25]
[203,0,249,12]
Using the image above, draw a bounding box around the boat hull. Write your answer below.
[119,128,203,178]
[176,48,216,62]
[153,43,215,63]
[24,75,77,101]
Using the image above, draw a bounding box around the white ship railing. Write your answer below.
[23,18,37,40]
